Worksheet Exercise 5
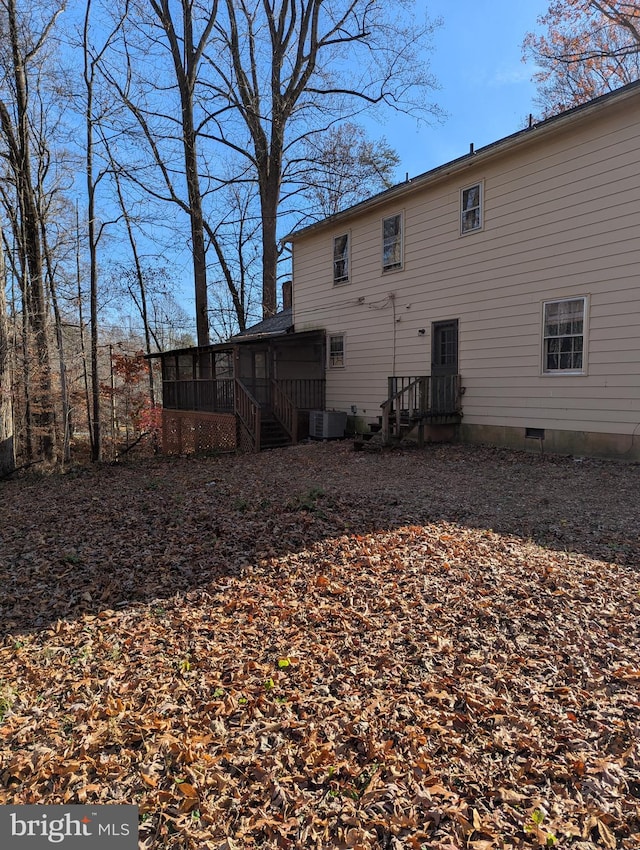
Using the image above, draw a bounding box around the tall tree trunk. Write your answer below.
[6,0,57,464]
[0,228,16,477]
[259,171,280,319]
[258,131,283,318]
[183,121,210,346]
[84,0,102,461]
[151,0,213,346]
[76,202,93,456]
[41,225,71,464]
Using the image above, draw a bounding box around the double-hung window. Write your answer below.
[333,234,349,284]
[543,297,586,373]
[382,213,403,271]
[460,183,482,234]
[328,334,345,368]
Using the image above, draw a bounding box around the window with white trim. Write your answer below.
[382,213,403,271]
[333,234,349,284]
[543,297,586,373]
[460,183,482,234]
[328,334,345,368]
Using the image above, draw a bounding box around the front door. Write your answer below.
[431,319,459,413]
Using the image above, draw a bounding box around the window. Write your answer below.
[333,234,349,284]
[461,183,482,234]
[382,213,403,271]
[328,334,345,368]
[543,298,586,373]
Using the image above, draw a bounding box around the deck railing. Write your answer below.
[235,380,261,452]
[275,378,325,411]
[162,378,235,413]
[162,376,326,451]
[381,375,462,443]
[271,380,298,444]
[163,377,324,414]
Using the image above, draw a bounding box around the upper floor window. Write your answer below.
[543,297,586,373]
[461,183,482,234]
[333,233,349,284]
[382,213,403,271]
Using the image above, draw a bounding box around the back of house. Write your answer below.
[288,81,640,460]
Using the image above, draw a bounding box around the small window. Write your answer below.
[461,183,482,234]
[382,213,403,271]
[333,234,349,284]
[543,297,586,373]
[328,334,345,368]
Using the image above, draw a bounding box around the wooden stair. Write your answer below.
[381,376,463,445]
[260,415,292,450]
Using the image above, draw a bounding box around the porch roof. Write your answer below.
[146,340,233,359]
[231,307,293,340]
[147,318,321,361]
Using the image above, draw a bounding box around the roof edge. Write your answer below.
[285,80,640,242]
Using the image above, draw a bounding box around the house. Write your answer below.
[285,80,640,460]
[154,81,640,459]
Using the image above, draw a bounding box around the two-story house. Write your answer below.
[155,80,640,459]
[286,80,640,459]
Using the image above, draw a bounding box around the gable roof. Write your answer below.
[286,80,640,243]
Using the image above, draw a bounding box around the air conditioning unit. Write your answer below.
[309,410,347,440]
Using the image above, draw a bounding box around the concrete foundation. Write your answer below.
[459,423,640,461]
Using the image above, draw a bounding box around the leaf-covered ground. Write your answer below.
[1,442,639,849]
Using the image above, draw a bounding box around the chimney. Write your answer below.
[282,280,292,310]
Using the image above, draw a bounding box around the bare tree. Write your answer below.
[0,0,63,464]
[99,0,228,345]
[0,224,15,476]
[83,0,129,460]
[294,122,399,220]
[207,0,441,318]
[524,1,640,115]
[98,0,439,339]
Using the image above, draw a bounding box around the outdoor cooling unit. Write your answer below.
[309,410,347,440]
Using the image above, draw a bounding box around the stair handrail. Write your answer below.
[235,379,261,452]
[380,376,428,444]
[271,379,298,444]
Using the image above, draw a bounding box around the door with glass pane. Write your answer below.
[431,320,459,413]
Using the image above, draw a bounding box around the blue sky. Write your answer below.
[371,0,550,180]
[110,1,554,333]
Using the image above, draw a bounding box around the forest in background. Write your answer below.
[1,0,639,473]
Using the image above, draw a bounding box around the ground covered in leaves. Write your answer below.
[1,442,639,849]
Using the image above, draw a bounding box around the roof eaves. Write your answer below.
[285,80,640,243]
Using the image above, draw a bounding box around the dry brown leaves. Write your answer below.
[1,442,639,849]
